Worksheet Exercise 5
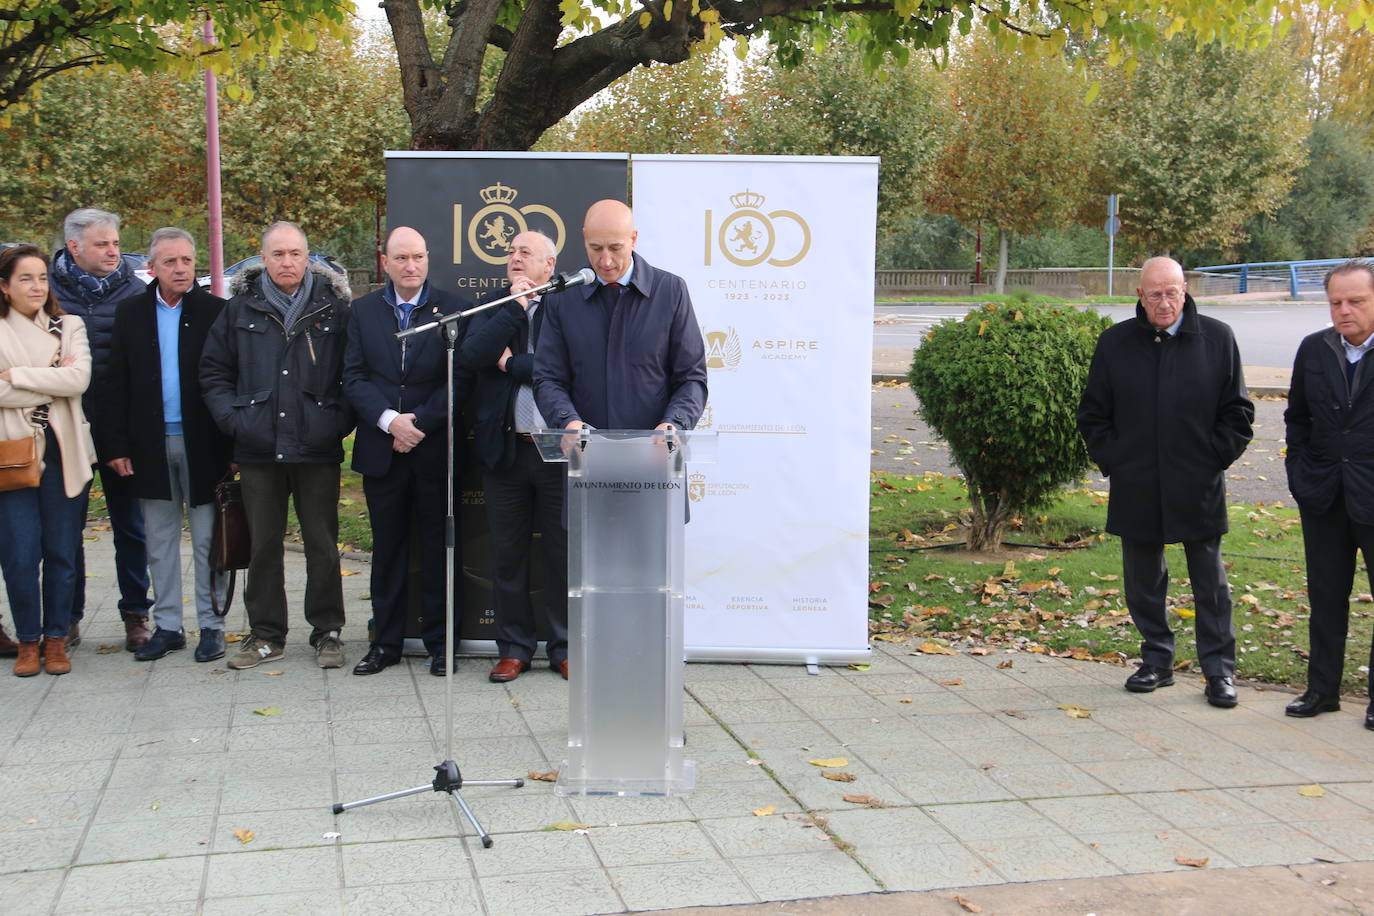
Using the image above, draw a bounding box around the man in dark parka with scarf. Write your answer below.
[1078,257,1254,708]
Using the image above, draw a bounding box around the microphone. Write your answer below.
[549,267,595,292]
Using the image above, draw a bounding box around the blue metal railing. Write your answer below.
[1194,259,1345,298]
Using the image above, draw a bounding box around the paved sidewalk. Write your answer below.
[2,531,1372,914]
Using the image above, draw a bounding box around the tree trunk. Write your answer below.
[993,230,1009,295]
[963,473,1015,552]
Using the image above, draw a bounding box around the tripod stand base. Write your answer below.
[332,761,524,848]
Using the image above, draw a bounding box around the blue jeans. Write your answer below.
[0,434,90,642]
[71,460,150,621]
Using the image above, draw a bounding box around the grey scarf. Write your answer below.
[260,268,315,331]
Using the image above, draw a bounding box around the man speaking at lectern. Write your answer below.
[533,199,708,435]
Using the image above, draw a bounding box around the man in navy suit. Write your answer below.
[342,227,466,676]
[460,230,568,682]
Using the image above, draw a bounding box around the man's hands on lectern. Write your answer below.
[389,412,424,453]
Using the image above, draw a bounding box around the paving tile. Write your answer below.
[331,717,437,747]
[324,797,467,844]
[220,774,338,814]
[956,687,1065,713]
[0,789,101,831]
[1075,829,1235,874]
[687,679,787,703]
[982,762,1113,799]
[77,814,215,864]
[203,890,345,916]
[343,879,483,915]
[925,799,1069,841]
[1227,784,1374,822]
[968,833,1122,882]
[695,698,814,724]
[1325,781,1374,810]
[433,788,575,835]
[478,866,624,916]
[766,673,881,696]
[733,848,879,900]
[57,856,205,910]
[1254,748,1374,783]
[1292,817,1374,859]
[788,694,892,719]
[859,841,1003,891]
[911,713,1023,743]
[2,734,124,766]
[566,794,695,827]
[682,778,803,819]
[586,821,719,867]
[609,859,756,910]
[701,813,835,858]
[213,806,339,852]
[1127,788,1273,828]
[1030,793,1172,835]
[1079,758,1216,793]
[1187,822,1344,866]
[822,805,953,848]
[226,722,331,752]
[0,825,82,873]
[463,829,599,877]
[437,710,536,739]
[92,780,221,823]
[885,767,1013,805]
[331,743,439,775]
[205,846,338,898]
[0,869,63,912]
[340,836,475,885]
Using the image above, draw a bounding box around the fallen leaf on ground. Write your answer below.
[746,758,763,766]
[842,794,874,805]
[233,829,254,845]
[752,805,776,816]
[1175,855,1208,868]
[954,893,983,913]
[1002,709,1029,719]
[527,770,558,782]
[940,679,964,686]
[822,771,857,782]
[88,524,111,531]
[809,757,849,768]
[899,698,914,704]
[967,647,994,656]
[23,818,37,824]
[226,632,245,643]
[1298,784,1325,797]
[253,706,282,716]
[1174,607,1197,619]
[1056,703,1097,719]
[847,663,871,671]
[95,645,121,654]
[544,820,589,831]
[996,660,1014,669]
[261,670,285,676]
[915,640,959,656]
[210,668,229,675]
[340,569,360,577]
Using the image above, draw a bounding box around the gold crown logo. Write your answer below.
[690,472,707,485]
[730,189,765,210]
[479,182,519,205]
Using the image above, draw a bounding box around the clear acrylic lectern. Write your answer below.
[531,428,717,797]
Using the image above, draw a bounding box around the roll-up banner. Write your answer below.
[632,155,877,666]
[384,152,629,646]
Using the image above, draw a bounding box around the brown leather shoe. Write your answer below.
[489,657,529,683]
[556,659,569,680]
[13,641,40,677]
[0,623,17,657]
[43,637,71,675]
[124,615,151,652]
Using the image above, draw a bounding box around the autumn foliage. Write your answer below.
[909,302,1112,551]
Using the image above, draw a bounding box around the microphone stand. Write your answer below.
[332,291,524,848]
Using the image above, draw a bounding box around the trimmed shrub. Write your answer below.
[909,302,1112,550]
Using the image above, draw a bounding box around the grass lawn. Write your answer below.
[876,294,1139,306]
[869,470,1372,695]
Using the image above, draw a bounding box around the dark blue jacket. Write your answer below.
[342,281,467,478]
[1285,327,1374,523]
[50,251,147,459]
[533,253,707,430]
[459,295,539,472]
[200,264,354,464]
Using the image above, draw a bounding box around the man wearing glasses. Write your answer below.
[1077,256,1254,707]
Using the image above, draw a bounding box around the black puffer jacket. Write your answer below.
[1077,296,1254,543]
[200,263,355,464]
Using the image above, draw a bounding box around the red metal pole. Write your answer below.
[203,19,226,297]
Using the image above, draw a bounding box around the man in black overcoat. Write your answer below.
[342,226,466,677]
[102,228,232,662]
[1078,256,1254,707]
[1283,257,1374,730]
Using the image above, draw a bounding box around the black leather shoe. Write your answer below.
[352,647,399,676]
[1365,706,1374,731]
[1285,690,1341,717]
[1125,664,1174,693]
[134,627,186,661]
[1205,675,1238,708]
[430,655,457,677]
[195,629,226,662]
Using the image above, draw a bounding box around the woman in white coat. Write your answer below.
[0,244,96,676]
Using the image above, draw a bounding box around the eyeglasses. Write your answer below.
[1143,289,1185,304]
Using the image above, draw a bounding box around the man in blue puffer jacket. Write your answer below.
[51,207,153,652]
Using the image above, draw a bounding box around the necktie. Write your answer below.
[514,300,543,432]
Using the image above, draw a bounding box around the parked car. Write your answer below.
[125,252,152,285]
[197,252,345,289]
